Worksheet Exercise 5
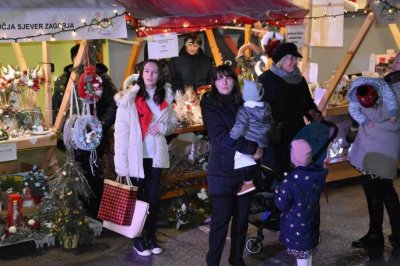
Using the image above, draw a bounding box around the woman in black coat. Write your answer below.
[258,42,322,175]
[200,64,262,266]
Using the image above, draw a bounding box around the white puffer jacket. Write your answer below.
[114,82,176,178]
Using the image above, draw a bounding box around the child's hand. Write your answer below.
[390,116,397,124]
[367,121,375,128]
[252,147,263,160]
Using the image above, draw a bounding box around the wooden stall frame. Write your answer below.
[317,12,375,112]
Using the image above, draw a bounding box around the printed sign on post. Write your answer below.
[0,142,17,162]
[285,25,306,48]
[147,33,179,60]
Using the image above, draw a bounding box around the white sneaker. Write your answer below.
[148,238,163,255]
[133,238,152,256]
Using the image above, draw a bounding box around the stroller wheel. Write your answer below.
[246,237,263,254]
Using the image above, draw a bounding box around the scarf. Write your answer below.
[270,63,303,85]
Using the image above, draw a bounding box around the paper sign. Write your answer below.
[0,7,127,43]
[285,25,306,48]
[147,33,179,60]
[0,142,17,162]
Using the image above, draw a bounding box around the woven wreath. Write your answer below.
[73,115,102,151]
[63,114,78,150]
[78,65,103,104]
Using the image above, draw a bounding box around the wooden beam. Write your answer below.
[11,43,28,71]
[389,23,400,50]
[318,12,375,111]
[124,36,142,79]
[301,0,313,82]
[41,41,52,127]
[53,41,87,132]
[205,29,223,66]
[244,24,251,57]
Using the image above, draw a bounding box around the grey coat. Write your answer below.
[348,80,400,179]
[230,101,272,148]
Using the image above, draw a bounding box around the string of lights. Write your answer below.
[2,11,126,43]
[135,10,372,33]
[3,3,396,41]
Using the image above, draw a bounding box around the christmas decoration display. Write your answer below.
[47,155,94,248]
[0,65,45,108]
[0,64,48,140]
[22,165,48,202]
[174,87,203,127]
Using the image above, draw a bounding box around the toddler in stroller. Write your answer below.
[246,120,337,254]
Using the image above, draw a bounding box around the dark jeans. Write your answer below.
[130,158,162,240]
[206,193,252,266]
[361,175,400,236]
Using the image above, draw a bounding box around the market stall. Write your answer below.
[0,1,127,249]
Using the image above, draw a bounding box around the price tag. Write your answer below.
[0,142,17,162]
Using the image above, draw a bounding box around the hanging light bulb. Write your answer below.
[388,7,395,16]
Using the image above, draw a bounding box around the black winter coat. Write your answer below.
[168,47,214,92]
[258,70,319,173]
[258,70,318,145]
[200,92,258,196]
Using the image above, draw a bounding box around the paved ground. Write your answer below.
[1,177,400,265]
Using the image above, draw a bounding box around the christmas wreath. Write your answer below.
[73,115,102,151]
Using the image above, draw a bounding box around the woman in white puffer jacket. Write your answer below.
[114,59,176,257]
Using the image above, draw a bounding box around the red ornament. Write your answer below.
[78,65,103,103]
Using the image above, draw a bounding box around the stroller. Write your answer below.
[245,120,338,254]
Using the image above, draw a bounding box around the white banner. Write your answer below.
[0,7,127,43]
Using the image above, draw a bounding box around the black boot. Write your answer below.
[389,234,400,257]
[352,230,384,248]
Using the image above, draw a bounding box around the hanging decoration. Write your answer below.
[77,65,103,104]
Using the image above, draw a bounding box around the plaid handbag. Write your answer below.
[97,176,138,225]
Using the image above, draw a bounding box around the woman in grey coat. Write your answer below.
[347,74,400,257]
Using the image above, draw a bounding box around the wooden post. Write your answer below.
[205,29,223,66]
[11,43,28,71]
[53,41,87,132]
[301,0,313,82]
[318,12,375,111]
[389,24,400,50]
[124,36,142,79]
[244,24,251,57]
[41,41,52,127]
